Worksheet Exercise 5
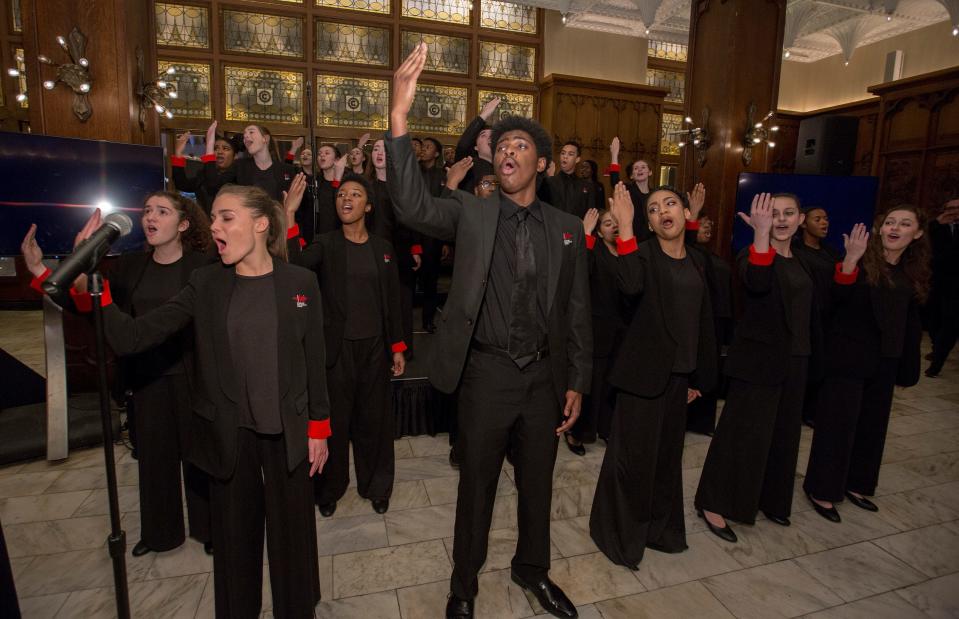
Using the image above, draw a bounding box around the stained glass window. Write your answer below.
[409,84,468,135]
[478,41,535,82]
[401,31,469,75]
[480,1,536,34]
[158,60,211,119]
[316,75,390,130]
[648,40,687,62]
[477,90,534,120]
[225,66,303,124]
[316,22,390,66]
[646,68,684,103]
[660,113,683,156]
[402,0,472,25]
[15,48,26,109]
[155,3,210,48]
[316,0,390,15]
[11,0,21,33]
[223,10,304,58]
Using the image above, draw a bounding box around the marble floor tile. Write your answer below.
[490,493,519,531]
[396,569,534,619]
[332,539,451,598]
[893,396,958,413]
[393,455,458,482]
[702,559,843,618]
[145,538,214,579]
[682,441,711,470]
[594,581,734,619]
[422,473,514,507]
[393,439,414,460]
[328,480,430,519]
[793,541,925,602]
[56,573,207,619]
[874,462,940,496]
[407,434,452,458]
[549,515,595,558]
[18,448,107,473]
[5,514,111,558]
[316,512,389,556]
[0,490,91,524]
[682,467,703,498]
[72,485,141,517]
[803,591,929,619]
[635,532,744,591]
[384,504,455,546]
[790,502,899,549]
[544,552,645,606]
[713,517,827,568]
[888,413,950,437]
[895,572,959,619]
[872,486,959,531]
[15,592,69,618]
[897,452,959,485]
[194,569,215,619]
[913,480,959,513]
[14,547,156,597]
[315,590,402,619]
[440,527,561,574]
[551,459,599,490]
[872,521,959,578]
[0,471,62,498]
[43,463,139,494]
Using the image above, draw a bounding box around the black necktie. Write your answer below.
[508,208,538,367]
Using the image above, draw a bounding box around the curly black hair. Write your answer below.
[490,116,553,166]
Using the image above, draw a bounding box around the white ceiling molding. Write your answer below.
[933,0,959,33]
[828,14,884,63]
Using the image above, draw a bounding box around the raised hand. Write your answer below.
[445,156,473,190]
[583,208,600,236]
[69,209,103,293]
[840,223,869,274]
[609,182,634,240]
[204,120,218,155]
[175,131,191,157]
[687,182,705,220]
[283,173,307,218]
[479,96,501,122]
[333,152,348,181]
[738,192,773,252]
[357,132,371,150]
[392,351,406,377]
[290,136,305,155]
[546,161,556,177]
[610,136,620,164]
[21,224,47,277]
[390,42,427,136]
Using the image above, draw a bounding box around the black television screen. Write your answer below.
[732,173,879,255]
[0,131,163,256]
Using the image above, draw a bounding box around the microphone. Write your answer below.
[43,212,133,296]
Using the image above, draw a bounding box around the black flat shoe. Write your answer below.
[372,498,390,514]
[762,511,791,526]
[510,570,577,618]
[697,509,737,543]
[564,435,586,457]
[203,541,214,555]
[319,502,337,517]
[131,541,152,557]
[445,594,474,618]
[807,493,841,523]
[449,447,460,469]
[845,492,878,512]
[924,366,941,378]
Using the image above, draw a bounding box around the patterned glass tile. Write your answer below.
[401,31,469,75]
[477,89,534,120]
[225,66,303,124]
[155,3,210,48]
[15,47,26,109]
[223,9,304,58]
[316,0,390,15]
[648,40,687,62]
[11,0,21,33]
[660,113,683,156]
[409,83,467,135]
[316,21,390,66]
[316,75,390,130]
[480,1,536,34]
[402,0,472,26]
[478,41,535,82]
[157,60,212,119]
[646,68,684,103]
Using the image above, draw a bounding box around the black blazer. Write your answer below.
[170,159,231,214]
[290,230,405,366]
[454,115,495,194]
[587,241,628,358]
[386,133,592,402]
[607,239,717,398]
[102,258,331,479]
[220,158,295,202]
[608,168,652,242]
[539,172,595,220]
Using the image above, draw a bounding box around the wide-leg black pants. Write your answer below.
[450,349,558,600]
[803,357,898,501]
[133,373,211,550]
[590,375,689,568]
[210,430,320,619]
[695,356,807,523]
[574,355,613,443]
[315,336,394,505]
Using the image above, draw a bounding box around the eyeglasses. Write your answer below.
[479,180,500,189]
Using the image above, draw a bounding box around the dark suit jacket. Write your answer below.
[454,115,495,194]
[608,169,652,243]
[386,133,592,402]
[103,258,330,479]
[587,242,628,358]
[539,172,595,220]
[607,239,718,397]
[220,158,295,202]
[291,230,405,367]
[171,159,231,215]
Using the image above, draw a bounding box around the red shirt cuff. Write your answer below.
[391,341,408,354]
[286,152,295,162]
[170,156,187,168]
[287,223,301,240]
[685,220,700,231]
[834,262,859,285]
[330,180,340,189]
[585,235,596,250]
[200,154,216,164]
[308,419,331,440]
[70,279,112,312]
[410,244,423,255]
[748,244,776,266]
[299,237,306,249]
[616,237,638,255]
[29,267,52,294]
[604,163,621,176]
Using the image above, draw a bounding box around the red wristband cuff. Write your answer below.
[748,244,776,266]
[287,224,301,240]
[685,220,700,231]
[391,341,408,353]
[410,244,423,255]
[330,180,340,189]
[299,237,306,249]
[308,419,332,440]
[29,267,52,294]
[200,154,216,164]
[69,287,93,313]
[170,156,187,168]
[834,263,859,285]
[605,163,621,175]
[616,237,638,255]
[286,152,295,162]
[585,235,596,250]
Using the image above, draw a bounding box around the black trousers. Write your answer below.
[803,358,898,501]
[802,377,824,426]
[575,355,613,442]
[695,356,807,523]
[590,375,689,568]
[686,391,718,435]
[930,296,959,373]
[418,240,441,328]
[398,265,415,354]
[315,336,394,504]
[211,430,320,619]
[451,349,558,599]
[133,373,211,549]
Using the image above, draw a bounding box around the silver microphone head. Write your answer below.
[104,212,134,236]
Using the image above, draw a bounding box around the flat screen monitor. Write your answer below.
[0,131,163,256]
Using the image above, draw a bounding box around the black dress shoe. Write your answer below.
[806,493,841,523]
[564,435,586,457]
[424,322,436,334]
[697,509,737,543]
[925,366,942,378]
[319,502,337,517]
[445,594,474,618]
[762,511,791,526]
[845,492,878,512]
[372,498,390,514]
[131,541,152,557]
[203,541,214,555]
[449,447,460,469]
[510,570,577,618]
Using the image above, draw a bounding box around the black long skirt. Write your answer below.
[589,375,689,568]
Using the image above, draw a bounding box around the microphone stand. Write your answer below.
[88,271,130,619]
[305,80,320,240]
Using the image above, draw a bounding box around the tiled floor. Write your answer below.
[3,344,959,618]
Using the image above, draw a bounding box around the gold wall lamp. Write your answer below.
[674,108,711,167]
[742,102,778,166]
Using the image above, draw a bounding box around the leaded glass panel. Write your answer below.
[223,10,304,58]
[478,41,535,82]
[477,90,534,120]
[316,0,390,15]
[316,75,390,130]
[648,40,687,62]
[646,68,684,103]
[15,48,26,109]
[402,0,472,26]
[11,0,21,33]
[225,66,303,124]
[480,1,536,34]
[155,3,210,48]
[660,113,683,156]
[401,31,469,75]
[158,60,211,119]
[316,22,390,66]
[409,84,467,136]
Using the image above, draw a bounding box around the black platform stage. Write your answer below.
[391,331,456,438]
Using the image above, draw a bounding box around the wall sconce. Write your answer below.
[742,102,778,166]
[29,28,93,122]
[7,51,28,104]
[673,108,711,167]
[134,46,178,130]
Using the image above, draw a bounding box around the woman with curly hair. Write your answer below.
[803,205,931,521]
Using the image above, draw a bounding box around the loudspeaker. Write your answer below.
[883,50,903,83]
[794,115,859,176]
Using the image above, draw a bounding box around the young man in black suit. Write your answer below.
[387,44,592,619]
[539,140,595,219]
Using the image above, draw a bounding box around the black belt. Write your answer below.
[471,340,550,362]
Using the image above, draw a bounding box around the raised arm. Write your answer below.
[102,274,197,356]
[737,192,776,294]
[609,182,646,296]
